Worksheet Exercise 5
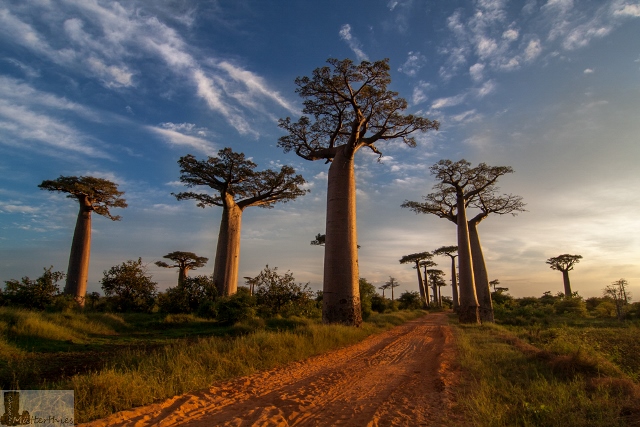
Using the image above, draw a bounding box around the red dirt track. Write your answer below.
[83,312,459,426]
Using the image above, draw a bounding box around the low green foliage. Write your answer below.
[453,316,640,426]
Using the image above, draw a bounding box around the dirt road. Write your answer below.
[83,312,459,426]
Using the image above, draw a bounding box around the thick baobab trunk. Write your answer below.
[562,270,572,298]
[213,196,243,296]
[414,261,427,307]
[456,192,480,323]
[449,256,459,311]
[469,222,494,322]
[178,267,189,286]
[323,147,362,326]
[431,281,439,307]
[65,197,92,307]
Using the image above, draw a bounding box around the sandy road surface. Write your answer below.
[83,312,459,427]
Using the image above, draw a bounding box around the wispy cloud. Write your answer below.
[147,123,217,153]
[412,81,434,105]
[398,51,426,76]
[430,94,466,110]
[339,24,369,62]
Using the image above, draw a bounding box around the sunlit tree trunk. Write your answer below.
[422,265,431,305]
[468,221,494,322]
[414,261,427,307]
[213,195,243,296]
[562,270,572,297]
[449,255,459,311]
[456,192,480,323]
[65,197,92,307]
[323,147,362,326]
[178,267,190,286]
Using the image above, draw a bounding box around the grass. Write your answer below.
[0,307,426,423]
[451,315,640,427]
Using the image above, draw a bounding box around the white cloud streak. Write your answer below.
[339,24,369,62]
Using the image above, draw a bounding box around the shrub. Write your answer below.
[359,278,376,320]
[252,266,316,318]
[215,289,256,325]
[101,258,157,313]
[554,297,588,317]
[158,275,217,314]
[2,267,64,310]
[397,291,422,310]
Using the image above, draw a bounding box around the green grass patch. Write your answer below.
[452,316,640,427]
[0,308,425,423]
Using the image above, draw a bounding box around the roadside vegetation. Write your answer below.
[0,266,427,423]
[452,289,640,427]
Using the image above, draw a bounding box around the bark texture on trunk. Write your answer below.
[65,197,92,307]
[322,147,362,326]
[449,255,459,311]
[469,222,494,323]
[562,270,572,298]
[213,196,243,296]
[456,192,480,324]
[414,261,427,307]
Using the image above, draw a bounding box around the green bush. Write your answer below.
[397,291,422,310]
[359,278,377,320]
[2,267,64,310]
[158,275,217,314]
[215,289,256,325]
[101,258,157,313]
[554,297,588,317]
[252,266,316,318]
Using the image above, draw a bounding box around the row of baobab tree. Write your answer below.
[35,57,578,326]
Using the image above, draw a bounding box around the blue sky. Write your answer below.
[1,0,639,300]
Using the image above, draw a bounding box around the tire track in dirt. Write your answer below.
[82,312,459,427]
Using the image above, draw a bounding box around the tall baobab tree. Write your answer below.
[278,58,438,326]
[433,246,459,311]
[155,251,208,286]
[419,258,437,305]
[174,148,308,296]
[399,252,433,307]
[546,254,582,298]
[427,269,446,307]
[386,277,400,301]
[403,160,514,323]
[378,283,390,298]
[39,176,127,306]
[467,191,525,322]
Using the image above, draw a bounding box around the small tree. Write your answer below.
[398,291,422,310]
[101,258,157,312]
[359,278,377,320]
[546,254,582,298]
[378,283,390,298]
[386,277,400,301]
[39,176,127,306]
[603,278,631,320]
[2,267,64,310]
[399,252,432,307]
[279,58,438,326]
[174,148,307,296]
[253,266,315,317]
[158,275,217,314]
[155,251,209,286]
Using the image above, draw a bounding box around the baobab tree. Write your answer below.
[419,259,437,305]
[433,246,459,311]
[427,269,446,307]
[378,283,390,298]
[603,278,631,320]
[39,176,126,306]
[467,191,525,322]
[546,254,583,298]
[174,148,308,296]
[278,58,438,325]
[402,160,514,323]
[155,251,208,286]
[399,252,433,307]
[386,277,400,301]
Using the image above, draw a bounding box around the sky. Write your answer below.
[1,0,639,301]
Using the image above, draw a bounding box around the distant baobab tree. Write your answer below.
[403,160,515,323]
[278,58,438,326]
[419,259,437,305]
[433,246,459,311]
[386,277,400,301]
[174,148,308,296]
[379,283,390,298]
[427,269,446,307]
[155,251,208,286]
[603,278,631,320]
[399,252,433,307]
[39,176,127,306]
[546,254,582,298]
